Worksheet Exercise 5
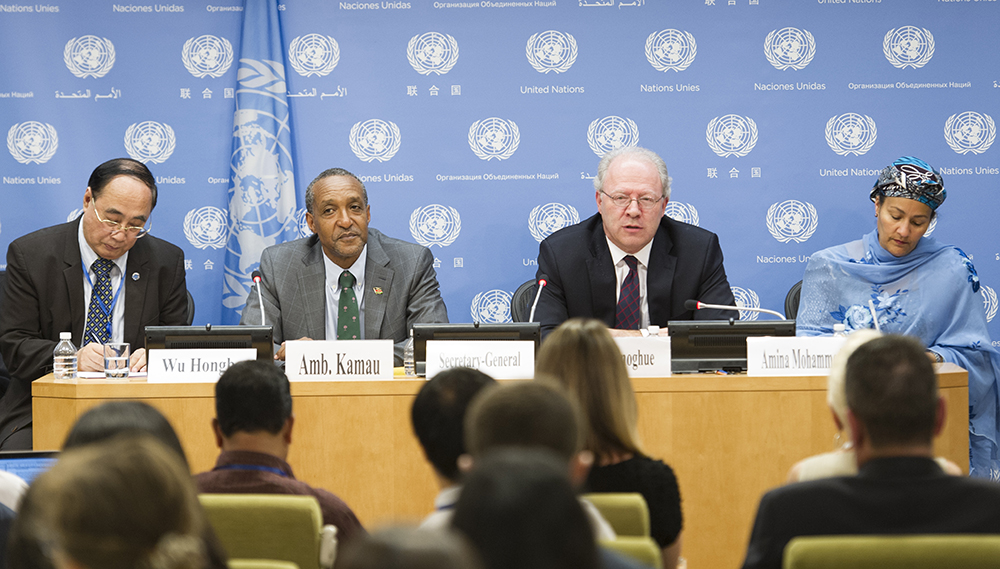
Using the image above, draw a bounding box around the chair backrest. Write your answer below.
[600,537,662,568]
[186,290,196,326]
[784,280,803,320]
[200,494,323,569]
[784,535,1000,569]
[582,493,651,537]
[510,279,538,323]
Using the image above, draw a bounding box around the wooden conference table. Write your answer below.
[33,364,969,569]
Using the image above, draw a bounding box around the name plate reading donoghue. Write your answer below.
[148,348,257,383]
[425,340,535,380]
[747,336,846,377]
[614,336,672,378]
[285,340,394,381]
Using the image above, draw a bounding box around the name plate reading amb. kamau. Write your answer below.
[148,348,257,383]
[614,336,672,378]
[747,336,846,377]
[285,340,394,381]
[425,340,535,379]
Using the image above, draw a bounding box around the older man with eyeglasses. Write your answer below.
[0,158,188,449]
[534,146,736,339]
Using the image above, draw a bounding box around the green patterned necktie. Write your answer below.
[337,270,360,340]
[84,258,115,345]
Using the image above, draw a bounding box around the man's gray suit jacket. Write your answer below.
[240,228,448,365]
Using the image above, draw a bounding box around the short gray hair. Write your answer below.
[305,168,367,214]
[593,146,671,200]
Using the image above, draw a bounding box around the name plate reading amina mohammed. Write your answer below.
[285,340,394,381]
[747,336,846,377]
[425,340,535,380]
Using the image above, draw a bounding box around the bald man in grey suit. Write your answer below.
[240,168,448,366]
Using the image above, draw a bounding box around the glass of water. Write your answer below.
[104,343,130,380]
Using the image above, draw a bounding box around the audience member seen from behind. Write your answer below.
[195,360,365,543]
[10,436,210,569]
[787,329,961,482]
[62,400,189,466]
[451,448,601,569]
[536,318,682,569]
[410,367,496,530]
[742,335,1000,569]
[334,526,484,569]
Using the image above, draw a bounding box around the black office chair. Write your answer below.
[784,280,803,320]
[510,279,538,323]
[185,290,196,326]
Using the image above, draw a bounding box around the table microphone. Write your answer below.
[528,274,549,322]
[684,299,786,320]
[251,270,266,326]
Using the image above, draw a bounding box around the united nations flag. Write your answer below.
[288,34,340,77]
[766,200,818,244]
[64,35,115,78]
[664,202,699,227]
[587,116,639,157]
[410,205,462,248]
[883,26,934,69]
[731,286,761,322]
[645,29,696,72]
[706,115,757,158]
[469,118,519,161]
[528,203,579,242]
[944,112,996,155]
[183,207,228,250]
[763,27,815,71]
[825,113,877,157]
[471,289,513,324]
[124,121,176,164]
[182,35,234,78]
[7,121,58,164]
[983,284,998,324]
[408,32,459,75]
[525,30,577,74]
[350,119,401,163]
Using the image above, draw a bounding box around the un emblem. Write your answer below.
[587,116,639,157]
[66,208,84,222]
[469,118,519,161]
[983,284,998,323]
[706,115,758,158]
[645,29,697,72]
[528,203,580,242]
[64,35,115,78]
[7,121,58,164]
[124,121,176,164]
[731,286,761,322]
[349,119,401,163]
[471,289,513,324]
[288,34,340,77]
[924,216,937,237]
[410,205,462,248]
[825,113,877,156]
[944,112,996,155]
[883,26,934,69]
[664,202,699,227]
[407,32,459,75]
[525,30,577,74]
[183,206,228,250]
[295,208,311,238]
[764,27,815,71]
[766,200,818,244]
[182,35,233,78]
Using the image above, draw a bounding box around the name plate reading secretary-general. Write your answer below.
[425,340,535,380]
[747,336,846,377]
[614,336,672,378]
[147,348,258,383]
[285,340,394,381]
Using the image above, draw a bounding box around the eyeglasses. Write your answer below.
[92,203,150,237]
[600,190,664,211]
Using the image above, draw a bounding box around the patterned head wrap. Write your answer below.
[869,156,946,211]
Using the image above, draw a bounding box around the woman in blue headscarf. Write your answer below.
[796,156,1000,477]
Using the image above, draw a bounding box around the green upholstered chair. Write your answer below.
[582,492,652,537]
[600,536,663,568]
[783,535,1000,569]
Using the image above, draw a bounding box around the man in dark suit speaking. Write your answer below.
[240,167,448,366]
[535,146,735,338]
[0,158,189,450]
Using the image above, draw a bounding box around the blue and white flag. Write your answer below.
[221,0,300,323]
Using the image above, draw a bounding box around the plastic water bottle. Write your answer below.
[403,329,416,377]
[833,323,848,338]
[53,332,78,379]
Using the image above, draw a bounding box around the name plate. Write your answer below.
[148,348,257,383]
[747,336,846,377]
[425,340,535,379]
[614,336,672,378]
[285,340,394,381]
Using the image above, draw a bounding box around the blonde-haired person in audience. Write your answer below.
[535,318,683,569]
[9,436,210,569]
[786,329,961,482]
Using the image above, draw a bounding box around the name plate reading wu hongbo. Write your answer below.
[425,340,535,380]
[285,340,394,381]
[614,336,672,378]
[147,348,257,383]
[747,336,846,377]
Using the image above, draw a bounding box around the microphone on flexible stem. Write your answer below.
[684,299,786,320]
[251,270,266,327]
[528,274,549,323]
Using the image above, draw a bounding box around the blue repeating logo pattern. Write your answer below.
[182,35,234,78]
[407,32,459,75]
[883,26,934,69]
[825,113,877,156]
[183,207,228,250]
[645,29,697,72]
[664,202,699,227]
[944,112,996,155]
[350,119,401,163]
[471,289,513,323]
[528,203,579,242]
[410,205,462,248]
[764,27,815,71]
[7,121,58,164]
[587,116,639,156]
[766,200,818,243]
[469,118,519,161]
[525,30,577,74]
[64,35,115,78]
[288,34,340,77]
[124,121,176,164]
[731,286,761,321]
[983,285,998,324]
[706,115,757,158]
